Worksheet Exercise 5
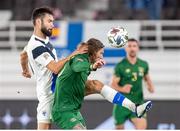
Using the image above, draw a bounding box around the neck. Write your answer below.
[127,56,137,64]
[33,28,46,39]
[89,55,94,63]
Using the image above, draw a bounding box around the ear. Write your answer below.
[90,54,96,63]
[36,18,41,26]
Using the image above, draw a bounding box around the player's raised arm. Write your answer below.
[46,45,88,74]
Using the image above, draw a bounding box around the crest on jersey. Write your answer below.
[138,67,144,76]
[70,118,77,122]
[76,58,84,62]
[125,68,131,73]
[43,53,49,60]
[42,111,47,116]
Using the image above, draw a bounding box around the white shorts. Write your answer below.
[37,95,54,123]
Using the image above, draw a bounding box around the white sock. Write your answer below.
[100,85,117,103]
[122,98,136,112]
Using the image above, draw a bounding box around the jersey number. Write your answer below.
[132,72,137,81]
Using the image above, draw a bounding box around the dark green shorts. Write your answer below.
[113,105,146,125]
[52,110,86,129]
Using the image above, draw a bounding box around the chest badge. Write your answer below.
[125,68,131,73]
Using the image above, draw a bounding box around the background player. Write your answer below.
[111,38,155,129]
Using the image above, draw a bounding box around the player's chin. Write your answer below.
[48,29,52,35]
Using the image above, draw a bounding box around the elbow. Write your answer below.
[20,51,27,58]
[20,51,24,57]
[20,51,27,61]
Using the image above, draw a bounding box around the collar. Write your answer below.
[32,34,49,44]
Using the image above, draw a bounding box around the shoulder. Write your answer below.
[138,58,149,66]
[69,54,88,65]
[116,58,126,67]
[27,36,44,50]
[114,59,126,72]
[73,54,88,61]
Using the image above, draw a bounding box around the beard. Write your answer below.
[41,27,52,37]
[40,20,52,37]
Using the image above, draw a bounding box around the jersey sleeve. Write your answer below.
[70,56,91,72]
[23,45,27,51]
[114,63,123,78]
[32,46,54,67]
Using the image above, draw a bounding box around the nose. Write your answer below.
[52,24,54,28]
[51,23,55,28]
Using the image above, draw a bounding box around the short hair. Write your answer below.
[87,38,104,57]
[128,38,139,43]
[32,7,53,25]
[128,38,139,46]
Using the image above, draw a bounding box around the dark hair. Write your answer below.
[128,38,139,46]
[87,38,104,57]
[32,7,53,25]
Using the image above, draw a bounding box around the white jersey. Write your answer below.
[26,34,58,102]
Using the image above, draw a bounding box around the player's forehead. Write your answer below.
[127,41,138,46]
[43,13,54,21]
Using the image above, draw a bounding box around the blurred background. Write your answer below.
[0,0,180,129]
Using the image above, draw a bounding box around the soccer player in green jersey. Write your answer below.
[52,38,152,129]
[111,38,155,129]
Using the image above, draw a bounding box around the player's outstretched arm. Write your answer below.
[20,51,31,78]
[47,45,88,74]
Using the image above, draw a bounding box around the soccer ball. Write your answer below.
[107,26,128,48]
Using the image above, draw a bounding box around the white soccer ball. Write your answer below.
[107,26,128,48]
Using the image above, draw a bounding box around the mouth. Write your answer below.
[49,29,52,32]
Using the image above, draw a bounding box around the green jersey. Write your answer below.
[52,54,91,113]
[114,58,149,103]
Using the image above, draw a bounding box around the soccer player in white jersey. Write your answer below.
[20,7,87,129]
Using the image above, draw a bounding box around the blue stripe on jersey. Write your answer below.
[32,46,55,60]
[51,73,57,93]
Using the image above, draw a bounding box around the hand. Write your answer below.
[68,45,88,60]
[74,44,88,55]
[148,86,154,93]
[22,70,31,78]
[77,43,88,52]
[92,59,106,69]
[122,84,132,94]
